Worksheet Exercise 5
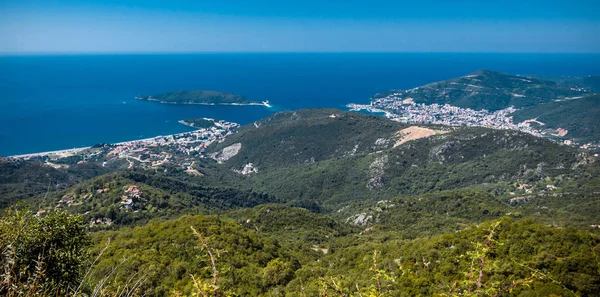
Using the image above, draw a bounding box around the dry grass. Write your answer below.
[393,126,449,147]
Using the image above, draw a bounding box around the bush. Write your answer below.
[0,207,89,296]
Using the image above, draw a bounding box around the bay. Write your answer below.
[1,53,599,156]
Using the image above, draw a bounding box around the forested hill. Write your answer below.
[512,94,600,142]
[207,108,408,168]
[0,157,110,209]
[374,70,591,111]
[32,170,277,227]
[206,109,591,210]
[543,75,600,92]
[137,89,259,105]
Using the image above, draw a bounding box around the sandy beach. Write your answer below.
[10,147,91,159]
[8,124,203,159]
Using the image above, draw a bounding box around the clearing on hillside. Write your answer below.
[394,126,449,147]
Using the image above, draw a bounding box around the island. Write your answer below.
[135,89,271,107]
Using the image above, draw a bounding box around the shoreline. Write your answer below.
[7,122,199,159]
[9,147,92,159]
[7,98,271,159]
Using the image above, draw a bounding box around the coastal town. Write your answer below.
[348,92,600,150]
[11,118,241,173]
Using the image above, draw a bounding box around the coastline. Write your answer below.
[7,123,198,159]
[7,99,271,159]
[9,147,92,159]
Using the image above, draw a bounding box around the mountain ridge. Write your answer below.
[373,69,591,111]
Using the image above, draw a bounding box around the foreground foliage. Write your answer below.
[1,207,599,296]
[0,208,89,296]
[89,215,313,296]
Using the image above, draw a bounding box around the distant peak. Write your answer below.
[468,69,503,76]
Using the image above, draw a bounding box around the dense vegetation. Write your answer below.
[226,204,358,244]
[375,70,590,111]
[1,208,89,296]
[0,157,110,209]
[140,89,258,105]
[3,209,598,296]
[35,170,277,227]
[209,110,585,209]
[208,108,406,169]
[512,94,600,142]
[542,75,600,93]
[2,108,599,296]
[89,215,314,296]
[181,118,222,129]
[296,218,600,296]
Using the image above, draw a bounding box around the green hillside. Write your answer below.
[206,110,586,209]
[294,218,600,296]
[224,204,358,244]
[512,94,600,142]
[34,170,277,227]
[542,75,600,92]
[375,70,590,111]
[208,109,407,169]
[0,157,111,209]
[87,215,314,296]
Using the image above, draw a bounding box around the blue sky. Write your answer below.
[0,0,598,54]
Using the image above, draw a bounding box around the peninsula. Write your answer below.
[135,89,270,107]
[349,70,600,148]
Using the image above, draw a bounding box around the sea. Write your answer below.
[1,53,599,156]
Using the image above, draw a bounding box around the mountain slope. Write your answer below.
[206,109,591,210]
[208,109,407,169]
[248,127,587,208]
[35,170,277,227]
[543,75,600,93]
[224,204,358,244]
[89,215,313,296]
[291,218,600,296]
[88,215,600,296]
[374,70,590,111]
[0,157,110,209]
[512,94,600,142]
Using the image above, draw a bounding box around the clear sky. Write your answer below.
[1,0,599,54]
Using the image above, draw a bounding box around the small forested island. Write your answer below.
[136,89,270,106]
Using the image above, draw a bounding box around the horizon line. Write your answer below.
[2,51,600,57]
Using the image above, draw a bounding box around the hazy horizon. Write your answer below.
[0,51,600,57]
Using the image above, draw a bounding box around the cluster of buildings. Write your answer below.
[55,195,75,208]
[121,185,142,209]
[89,217,113,227]
[350,94,543,137]
[11,117,244,180]
[55,192,95,209]
[97,119,240,170]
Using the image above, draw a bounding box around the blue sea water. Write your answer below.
[1,53,599,156]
